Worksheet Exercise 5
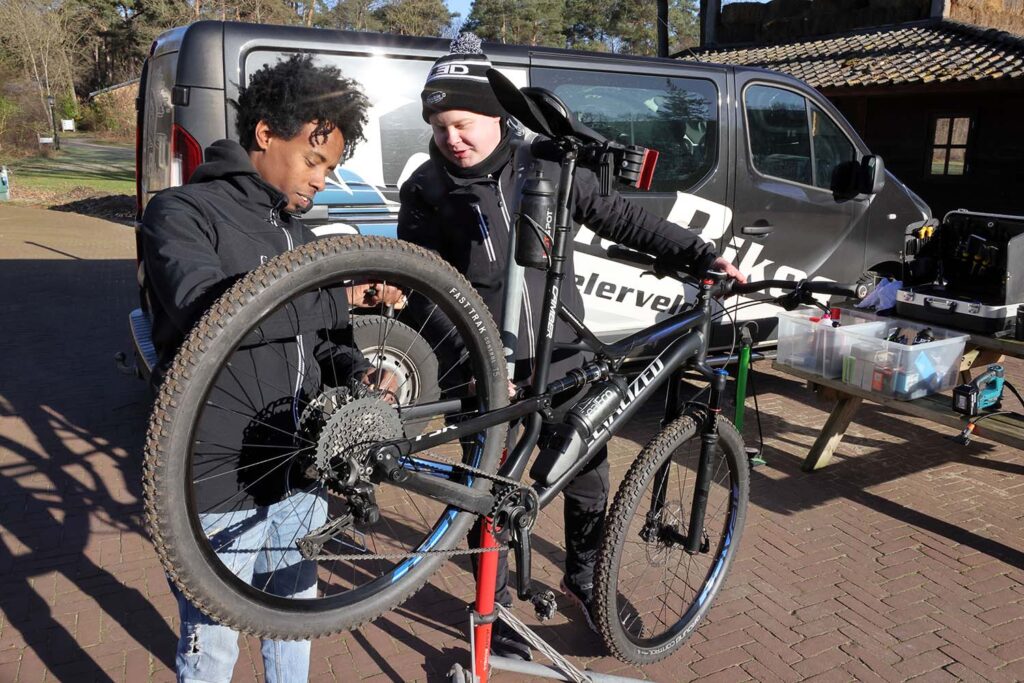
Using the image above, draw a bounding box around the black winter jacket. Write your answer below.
[397,134,719,381]
[141,139,369,511]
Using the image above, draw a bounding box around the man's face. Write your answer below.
[250,120,345,214]
[429,110,502,169]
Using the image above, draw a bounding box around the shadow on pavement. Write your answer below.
[0,258,176,678]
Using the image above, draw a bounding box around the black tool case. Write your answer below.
[898,210,1023,335]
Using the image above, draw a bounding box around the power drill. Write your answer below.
[952,365,1005,416]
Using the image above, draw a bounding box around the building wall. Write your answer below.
[830,87,1024,217]
[716,0,931,45]
[714,0,1022,46]
[947,0,1024,36]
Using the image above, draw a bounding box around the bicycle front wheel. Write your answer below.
[144,236,508,640]
[594,413,748,664]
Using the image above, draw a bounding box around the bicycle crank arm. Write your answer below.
[386,470,495,516]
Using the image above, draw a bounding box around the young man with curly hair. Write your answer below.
[141,54,390,683]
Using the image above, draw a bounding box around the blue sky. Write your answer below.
[445,0,473,26]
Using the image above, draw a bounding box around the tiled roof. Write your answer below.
[691,20,1024,89]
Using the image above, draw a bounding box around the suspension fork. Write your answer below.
[684,367,729,554]
[642,366,686,533]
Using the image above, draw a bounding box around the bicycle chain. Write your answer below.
[306,453,533,562]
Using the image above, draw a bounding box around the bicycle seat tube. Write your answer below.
[501,149,578,482]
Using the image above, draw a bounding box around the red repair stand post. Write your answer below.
[471,518,501,682]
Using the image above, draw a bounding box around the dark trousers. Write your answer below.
[471,443,609,606]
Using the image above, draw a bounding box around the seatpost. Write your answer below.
[529,148,577,395]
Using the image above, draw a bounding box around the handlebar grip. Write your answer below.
[804,281,866,298]
[724,279,865,298]
[606,245,656,268]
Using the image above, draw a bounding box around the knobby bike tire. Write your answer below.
[143,236,507,640]
[594,413,748,664]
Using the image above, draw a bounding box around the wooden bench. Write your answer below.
[772,331,1024,471]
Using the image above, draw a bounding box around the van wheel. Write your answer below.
[352,314,440,431]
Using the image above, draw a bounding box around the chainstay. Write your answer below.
[309,452,531,562]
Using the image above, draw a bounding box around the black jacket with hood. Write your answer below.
[397,128,719,382]
[141,139,369,511]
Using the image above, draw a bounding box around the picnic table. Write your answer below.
[772,328,1024,471]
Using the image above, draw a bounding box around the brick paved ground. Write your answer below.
[0,205,1021,682]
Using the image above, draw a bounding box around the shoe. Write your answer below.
[560,577,598,634]
[489,618,533,661]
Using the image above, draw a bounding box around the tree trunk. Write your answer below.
[657,0,669,57]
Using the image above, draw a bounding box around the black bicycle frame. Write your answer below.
[376,141,732,549]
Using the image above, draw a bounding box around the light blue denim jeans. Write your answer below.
[172,489,328,683]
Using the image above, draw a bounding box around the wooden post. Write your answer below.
[802,394,863,471]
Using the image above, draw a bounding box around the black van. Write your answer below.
[131,20,930,379]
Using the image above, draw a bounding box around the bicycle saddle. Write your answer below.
[486,68,609,146]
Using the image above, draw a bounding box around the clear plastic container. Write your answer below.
[776,308,887,379]
[839,320,967,400]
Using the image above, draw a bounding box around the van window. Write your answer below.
[531,68,718,193]
[745,85,856,190]
[811,104,856,188]
[745,85,811,185]
[142,51,176,195]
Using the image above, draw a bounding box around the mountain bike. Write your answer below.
[143,74,860,666]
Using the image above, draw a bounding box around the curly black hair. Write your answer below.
[235,54,369,161]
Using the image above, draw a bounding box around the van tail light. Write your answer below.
[172,123,202,186]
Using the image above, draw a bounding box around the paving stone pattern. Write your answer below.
[0,206,1021,682]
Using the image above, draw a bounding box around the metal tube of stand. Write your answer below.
[471,520,501,682]
[489,656,650,682]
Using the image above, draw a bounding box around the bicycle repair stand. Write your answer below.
[447,520,651,683]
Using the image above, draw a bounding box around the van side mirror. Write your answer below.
[859,154,885,195]
[831,154,886,201]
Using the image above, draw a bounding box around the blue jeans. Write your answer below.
[173,490,328,683]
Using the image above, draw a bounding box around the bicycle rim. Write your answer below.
[595,414,748,664]
[144,236,507,639]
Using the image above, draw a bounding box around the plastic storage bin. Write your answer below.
[776,309,887,379]
[839,320,967,400]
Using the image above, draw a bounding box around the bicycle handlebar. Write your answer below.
[605,245,864,300]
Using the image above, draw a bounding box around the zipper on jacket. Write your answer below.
[494,174,536,373]
[270,208,306,428]
[472,204,497,263]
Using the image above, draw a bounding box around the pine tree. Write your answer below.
[465,0,564,47]
[609,0,699,56]
[375,0,453,37]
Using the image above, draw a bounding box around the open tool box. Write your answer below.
[898,210,1024,335]
[840,319,968,400]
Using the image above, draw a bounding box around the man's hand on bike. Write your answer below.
[347,282,407,309]
[712,256,747,284]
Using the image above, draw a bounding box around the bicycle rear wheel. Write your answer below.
[144,236,507,639]
[594,413,748,664]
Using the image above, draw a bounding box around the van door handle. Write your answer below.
[741,223,773,237]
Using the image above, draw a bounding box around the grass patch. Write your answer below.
[5,134,135,196]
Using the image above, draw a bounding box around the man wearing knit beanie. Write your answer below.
[400,32,745,661]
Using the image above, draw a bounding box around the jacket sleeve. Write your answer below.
[397,174,444,255]
[572,167,719,275]
[141,191,238,337]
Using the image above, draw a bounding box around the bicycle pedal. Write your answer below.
[746,447,766,468]
[531,589,557,621]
